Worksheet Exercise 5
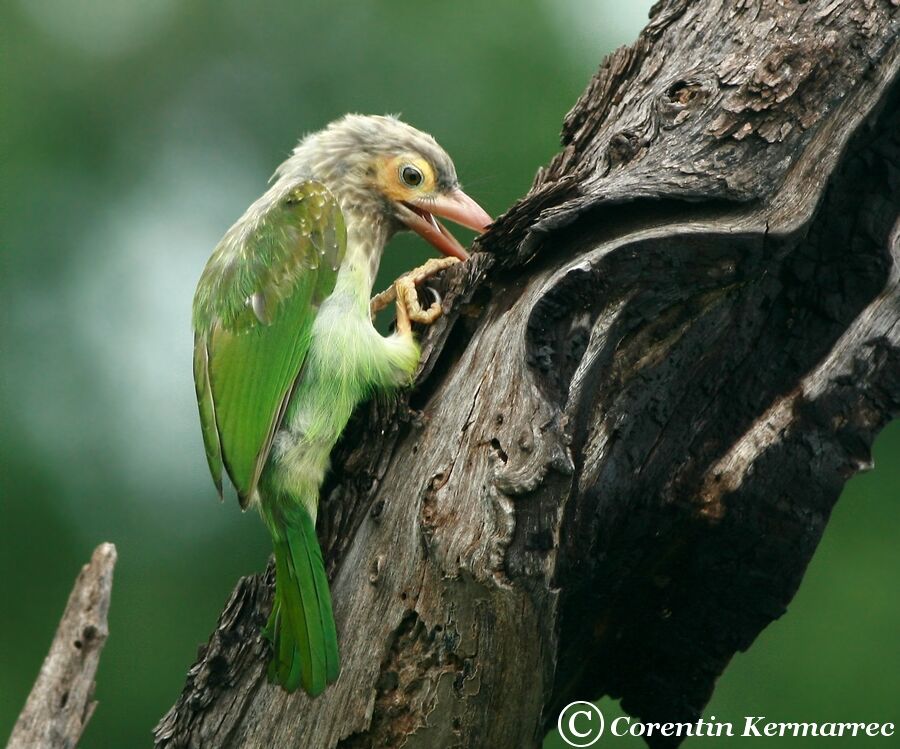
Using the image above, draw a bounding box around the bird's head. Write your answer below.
[279,114,492,260]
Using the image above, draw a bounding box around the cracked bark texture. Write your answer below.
[155,2,900,748]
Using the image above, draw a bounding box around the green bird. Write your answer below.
[192,114,491,696]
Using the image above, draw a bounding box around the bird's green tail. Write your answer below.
[262,507,339,695]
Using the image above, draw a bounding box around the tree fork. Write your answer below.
[155,2,900,747]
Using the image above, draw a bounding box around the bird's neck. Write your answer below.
[333,209,391,307]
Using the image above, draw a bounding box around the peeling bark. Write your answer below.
[155,2,900,747]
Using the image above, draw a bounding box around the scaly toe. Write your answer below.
[410,256,461,285]
[408,302,443,325]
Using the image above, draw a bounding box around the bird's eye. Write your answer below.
[400,164,424,187]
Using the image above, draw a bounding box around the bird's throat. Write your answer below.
[337,212,390,301]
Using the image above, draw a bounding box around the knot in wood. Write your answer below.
[606,129,647,169]
[658,76,716,128]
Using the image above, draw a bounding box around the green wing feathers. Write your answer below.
[265,507,340,695]
[192,181,346,505]
[193,341,223,496]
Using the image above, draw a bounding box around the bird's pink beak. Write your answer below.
[399,189,492,260]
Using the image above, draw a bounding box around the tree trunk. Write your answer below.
[155,2,900,747]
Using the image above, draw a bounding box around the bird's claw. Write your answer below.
[397,277,442,323]
[404,256,461,286]
[370,257,462,331]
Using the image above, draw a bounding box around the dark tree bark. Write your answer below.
[155,2,900,747]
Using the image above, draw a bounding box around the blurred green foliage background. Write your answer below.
[2,2,896,747]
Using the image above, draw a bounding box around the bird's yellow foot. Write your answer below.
[404,256,462,287]
[370,257,462,325]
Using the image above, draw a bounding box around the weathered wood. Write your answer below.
[8,543,117,749]
[155,2,900,747]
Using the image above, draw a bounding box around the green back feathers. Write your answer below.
[192,181,346,505]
